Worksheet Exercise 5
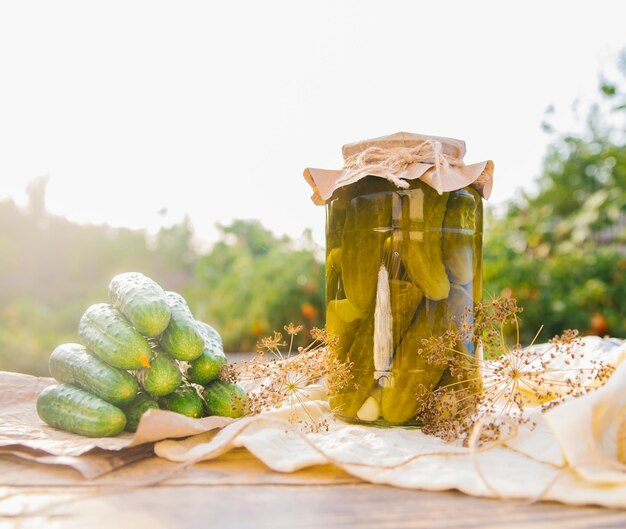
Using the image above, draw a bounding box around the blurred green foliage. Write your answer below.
[0,182,195,375]
[188,220,324,352]
[484,52,626,342]
[3,54,626,375]
[0,185,324,375]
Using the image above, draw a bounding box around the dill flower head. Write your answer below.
[417,298,614,444]
[230,323,351,432]
[224,298,614,443]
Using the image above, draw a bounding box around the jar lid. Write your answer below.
[342,132,466,160]
[304,132,494,205]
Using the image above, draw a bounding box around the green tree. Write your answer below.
[189,220,325,352]
[484,51,626,341]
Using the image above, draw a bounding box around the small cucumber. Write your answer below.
[197,320,223,345]
[160,385,204,418]
[37,384,126,437]
[159,292,204,361]
[186,321,227,385]
[49,343,138,406]
[136,348,182,397]
[109,272,171,337]
[202,380,250,418]
[79,303,152,370]
[122,391,159,432]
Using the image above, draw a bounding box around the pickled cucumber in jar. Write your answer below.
[398,182,451,301]
[380,284,473,424]
[442,188,479,285]
[340,182,392,312]
[309,132,490,428]
[325,178,483,426]
[328,277,422,419]
[326,297,363,361]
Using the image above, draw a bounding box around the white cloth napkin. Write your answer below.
[155,337,626,508]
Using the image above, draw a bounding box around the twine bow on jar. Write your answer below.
[303,132,494,205]
[340,138,464,193]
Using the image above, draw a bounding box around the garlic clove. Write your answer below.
[357,396,381,422]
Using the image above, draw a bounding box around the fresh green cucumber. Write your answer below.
[160,385,204,418]
[202,380,250,418]
[159,292,204,361]
[109,272,171,337]
[136,348,182,397]
[37,383,126,437]
[186,321,227,385]
[197,320,223,345]
[79,303,153,370]
[122,391,159,432]
[49,343,138,406]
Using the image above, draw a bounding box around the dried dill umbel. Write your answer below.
[230,324,352,432]
[416,297,615,444]
[221,299,614,443]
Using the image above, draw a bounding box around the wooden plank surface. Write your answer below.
[2,483,626,529]
[1,451,625,529]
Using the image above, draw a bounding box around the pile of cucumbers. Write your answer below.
[37,272,249,437]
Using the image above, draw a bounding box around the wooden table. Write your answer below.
[1,448,625,529]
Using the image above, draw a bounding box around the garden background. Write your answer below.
[1,2,625,376]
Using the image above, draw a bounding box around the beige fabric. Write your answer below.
[1,337,625,508]
[154,337,626,508]
[303,132,494,205]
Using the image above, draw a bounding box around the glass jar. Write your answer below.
[325,176,483,426]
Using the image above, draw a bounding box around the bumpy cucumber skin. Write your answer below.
[79,303,153,370]
[197,321,223,346]
[161,386,204,418]
[159,292,204,361]
[109,272,171,338]
[37,384,126,437]
[187,322,227,385]
[122,392,159,432]
[49,343,138,406]
[136,349,182,397]
[202,380,250,418]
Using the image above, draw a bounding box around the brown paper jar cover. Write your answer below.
[303,132,494,205]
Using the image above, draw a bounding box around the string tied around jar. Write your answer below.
[340,139,465,192]
[304,132,494,205]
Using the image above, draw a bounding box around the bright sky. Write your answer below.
[1,1,625,247]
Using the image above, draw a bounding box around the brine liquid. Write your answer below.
[325,177,483,426]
